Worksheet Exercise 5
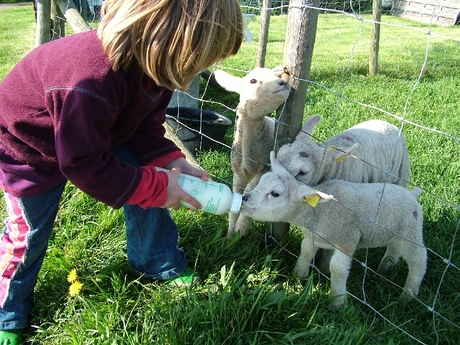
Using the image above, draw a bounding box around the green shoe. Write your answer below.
[0,329,23,345]
[168,267,200,287]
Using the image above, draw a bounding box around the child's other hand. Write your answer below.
[165,157,210,181]
[161,168,201,210]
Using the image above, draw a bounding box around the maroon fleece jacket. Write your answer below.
[0,30,182,208]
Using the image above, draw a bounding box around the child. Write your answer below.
[0,0,243,343]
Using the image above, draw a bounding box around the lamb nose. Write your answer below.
[242,194,250,202]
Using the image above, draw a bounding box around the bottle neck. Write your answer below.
[230,193,243,213]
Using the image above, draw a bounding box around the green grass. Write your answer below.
[0,3,34,77]
[0,0,30,4]
[1,5,460,344]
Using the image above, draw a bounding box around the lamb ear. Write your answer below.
[297,115,323,139]
[272,65,285,78]
[213,70,242,93]
[296,184,334,207]
[325,143,358,163]
[270,151,289,175]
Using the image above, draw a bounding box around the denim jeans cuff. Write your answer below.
[129,251,188,280]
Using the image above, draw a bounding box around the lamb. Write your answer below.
[241,151,427,309]
[278,115,412,270]
[277,115,411,187]
[213,67,291,239]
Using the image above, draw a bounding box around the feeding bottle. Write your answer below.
[157,168,242,215]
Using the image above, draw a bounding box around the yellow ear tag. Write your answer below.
[328,145,344,162]
[302,194,320,207]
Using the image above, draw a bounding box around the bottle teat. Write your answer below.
[230,193,243,214]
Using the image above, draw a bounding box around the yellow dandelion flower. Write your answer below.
[67,268,78,283]
[69,280,83,297]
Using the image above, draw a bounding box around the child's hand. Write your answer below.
[161,167,202,210]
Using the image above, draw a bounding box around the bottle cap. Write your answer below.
[230,193,243,213]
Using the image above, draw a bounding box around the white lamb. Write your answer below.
[213,67,291,239]
[277,115,411,187]
[241,151,427,309]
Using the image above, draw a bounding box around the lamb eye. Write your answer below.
[270,191,280,197]
[250,79,257,84]
[300,152,309,158]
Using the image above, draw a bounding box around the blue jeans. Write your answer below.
[0,145,187,330]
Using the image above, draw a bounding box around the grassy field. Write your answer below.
[1,4,460,344]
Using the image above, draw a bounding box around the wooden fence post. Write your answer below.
[257,0,272,68]
[370,0,382,76]
[267,0,320,241]
[277,0,320,144]
[35,0,51,47]
[36,0,91,47]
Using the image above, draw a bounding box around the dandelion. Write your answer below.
[67,268,78,283]
[67,268,83,297]
[69,280,83,297]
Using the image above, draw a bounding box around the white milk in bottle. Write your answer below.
[157,168,242,215]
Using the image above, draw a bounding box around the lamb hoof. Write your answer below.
[328,295,346,309]
[293,268,309,281]
[401,289,417,301]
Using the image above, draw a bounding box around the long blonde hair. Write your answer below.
[98,0,243,91]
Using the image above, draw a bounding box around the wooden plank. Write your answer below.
[393,1,460,14]
[394,0,460,8]
[392,0,460,26]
